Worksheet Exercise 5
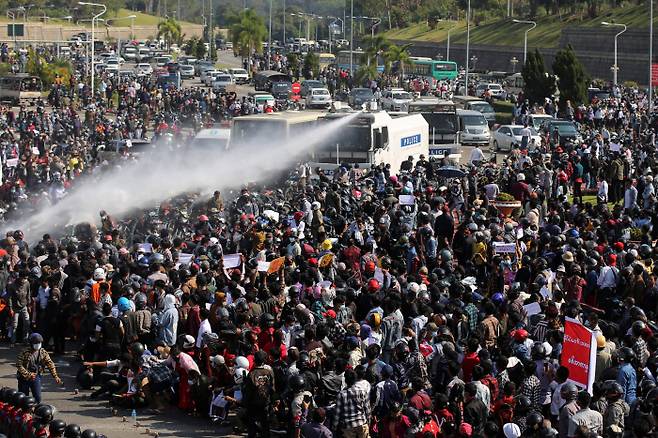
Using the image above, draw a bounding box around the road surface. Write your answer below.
[0,343,238,437]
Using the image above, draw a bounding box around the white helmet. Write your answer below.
[93,267,106,281]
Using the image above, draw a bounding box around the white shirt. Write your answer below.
[196,319,212,348]
[469,147,485,164]
[36,286,50,310]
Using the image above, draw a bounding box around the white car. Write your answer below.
[381,88,413,112]
[476,83,504,99]
[306,88,332,109]
[179,64,195,79]
[491,125,542,152]
[104,65,118,77]
[123,46,137,60]
[201,69,222,85]
[228,68,249,84]
[135,63,153,76]
[212,73,234,91]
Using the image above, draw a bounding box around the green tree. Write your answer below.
[194,39,207,60]
[287,53,300,78]
[302,52,320,79]
[552,44,589,107]
[355,62,379,84]
[362,34,389,68]
[229,8,267,60]
[157,17,182,50]
[183,36,199,55]
[385,43,412,86]
[521,49,556,105]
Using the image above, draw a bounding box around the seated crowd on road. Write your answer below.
[2,39,658,438]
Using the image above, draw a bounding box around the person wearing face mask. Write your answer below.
[16,333,62,403]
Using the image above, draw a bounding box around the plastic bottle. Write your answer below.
[131,409,137,426]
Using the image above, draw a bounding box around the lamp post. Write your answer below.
[470,55,478,71]
[510,56,518,73]
[650,0,654,112]
[78,1,106,93]
[601,21,627,86]
[349,0,353,72]
[512,18,537,64]
[464,0,471,96]
[267,0,272,69]
[329,17,343,52]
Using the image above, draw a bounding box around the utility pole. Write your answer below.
[209,0,214,61]
[267,0,272,69]
[651,0,654,112]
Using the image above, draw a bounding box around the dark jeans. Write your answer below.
[246,405,270,438]
[18,375,41,403]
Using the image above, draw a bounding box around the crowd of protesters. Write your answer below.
[2,38,658,438]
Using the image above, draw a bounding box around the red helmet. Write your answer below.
[367,278,380,292]
[198,215,209,222]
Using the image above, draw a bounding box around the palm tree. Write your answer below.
[230,8,268,62]
[385,43,412,87]
[157,17,182,50]
[361,34,389,68]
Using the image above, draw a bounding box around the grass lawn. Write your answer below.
[0,8,196,28]
[384,3,656,48]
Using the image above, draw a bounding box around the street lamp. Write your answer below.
[650,0,654,112]
[601,21,627,86]
[267,0,272,69]
[437,19,458,62]
[510,56,518,73]
[464,0,471,95]
[328,17,343,52]
[78,1,106,93]
[512,18,537,64]
[470,55,478,71]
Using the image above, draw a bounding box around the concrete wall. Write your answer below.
[0,22,204,43]
[387,25,658,85]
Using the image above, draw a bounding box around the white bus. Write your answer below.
[311,110,429,174]
[229,111,327,148]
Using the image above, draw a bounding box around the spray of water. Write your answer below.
[12,111,361,240]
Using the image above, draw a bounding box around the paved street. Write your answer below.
[0,343,237,437]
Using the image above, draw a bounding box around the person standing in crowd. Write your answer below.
[16,333,62,403]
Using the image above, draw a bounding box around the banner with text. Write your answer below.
[560,317,597,394]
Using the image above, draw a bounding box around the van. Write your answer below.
[454,96,495,126]
[457,109,491,146]
[192,128,231,150]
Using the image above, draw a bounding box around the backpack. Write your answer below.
[243,368,273,408]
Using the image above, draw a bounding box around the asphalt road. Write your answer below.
[0,343,236,437]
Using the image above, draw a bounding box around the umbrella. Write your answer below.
[435,166,465,178]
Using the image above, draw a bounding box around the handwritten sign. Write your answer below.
[493,242,516,254]
[178,253,193,265]
[138,243,153,254]
[223,253,242,269]
[5,158,18,168]
[257,261,271,272]
[523,302,542,316]
[399,194,415,206]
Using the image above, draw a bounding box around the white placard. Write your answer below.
[493,242,516,254]
[257,261,271,272]
[178,253,193,265]
[223,253,242,269]
[263,209,280,222]
[610,142,621,152]
[5,158,18,168]
[138,243,153,253]
[399,194,415,205]
[523,302,542,316]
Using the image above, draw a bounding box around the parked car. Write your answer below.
[135,63,153,76]
[300,80,324,97]
[306,88,332,109]
[527,114,554,131]
[544,119,581,144]
[201,69,222,86]
[491,125,542,152]
[381,88,413,112]
[228,68,249,84]
[475,82,504,99]
[212,73,234,91]
[195,60,215,76]
[348,88,376,108]
[179,64,195,79]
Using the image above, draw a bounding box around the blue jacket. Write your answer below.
[617,363,637,404]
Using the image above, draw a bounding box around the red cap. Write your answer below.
[614,242,624,251]
[308,258,318,267]
[294,211,305,221]
[365,261,376,272]
[459,423,473,437]
[512,329,529,341]
[325,310,337,319]
[367,278,380,292]
[608,253,617,265]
